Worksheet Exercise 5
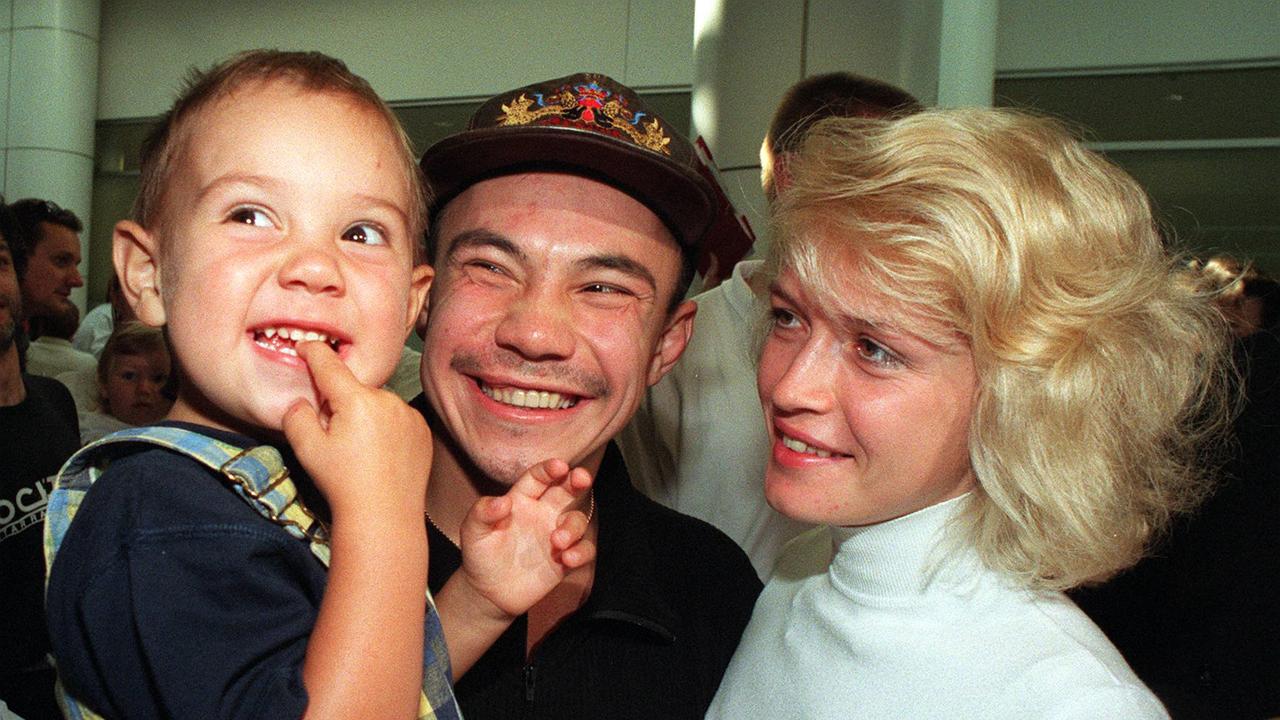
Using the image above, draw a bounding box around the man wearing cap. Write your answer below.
[414,74,761,719]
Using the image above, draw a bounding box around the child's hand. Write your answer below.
[285,343,431,719]
[460,459,595,619]
[283,341,431,521]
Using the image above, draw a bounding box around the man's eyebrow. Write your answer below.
[574,254,658,293]
[443,229,527,263]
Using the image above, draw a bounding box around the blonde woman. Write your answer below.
[706,108,1233,719]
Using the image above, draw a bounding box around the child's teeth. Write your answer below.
[256,326,337,351]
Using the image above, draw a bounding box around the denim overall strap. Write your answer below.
[44,426,460,720]
[44,425,328,570]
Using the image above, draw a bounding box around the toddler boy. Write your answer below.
[44,50,591,719]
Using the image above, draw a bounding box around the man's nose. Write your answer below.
[493,292,575,361]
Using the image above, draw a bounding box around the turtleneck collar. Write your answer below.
[826,494,977,603]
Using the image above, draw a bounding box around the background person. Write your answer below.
[24,302,96,379]
[707,108,1234,719]
[76,320,174,444]
[0,199,81,720]
[619,72,922,579]
[73,274,136,359]
[7,199,84,342]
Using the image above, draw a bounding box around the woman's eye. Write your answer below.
[342,223,387,246]
[229,207,272,228]
[770,307,801,329]
[856,338,900,368]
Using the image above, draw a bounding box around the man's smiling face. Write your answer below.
[421,172,692,484]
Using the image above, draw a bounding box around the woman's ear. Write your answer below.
[113,220,166,327]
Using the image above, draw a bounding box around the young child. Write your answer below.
[73,320,173,443]
[44,50,592,720]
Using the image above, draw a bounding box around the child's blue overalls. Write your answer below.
[43,425,461,720]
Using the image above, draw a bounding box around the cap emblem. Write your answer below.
[497,79,673,156]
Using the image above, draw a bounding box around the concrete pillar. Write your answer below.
[692,0,806,257]
[2,0,100,311]
[691,0,997,259]
[936,0,998,107]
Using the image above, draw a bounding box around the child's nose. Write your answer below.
[278,241,344,295]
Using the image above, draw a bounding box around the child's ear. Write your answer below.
[403,264,434,339]
[647,299,697,386]
[113,220,166,327]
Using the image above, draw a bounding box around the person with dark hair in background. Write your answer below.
[0,198,81,720]
[73,274,137,359]
[25,302,97,379]
[8,199,84,341]
[619,72,922,579]
[1071,256,1280,719]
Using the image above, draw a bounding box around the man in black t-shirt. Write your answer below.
[414,74,761,720]
[0,202,81,720]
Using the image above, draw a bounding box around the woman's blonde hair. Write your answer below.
[767,107,1235,591]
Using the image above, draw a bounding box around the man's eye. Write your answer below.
[229,207,272,227]
[583,283,629,295]
[342,223,387,246]
[120,371,137,381]
[466,260,504,275]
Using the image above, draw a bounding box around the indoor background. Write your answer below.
[2,0,1277,309]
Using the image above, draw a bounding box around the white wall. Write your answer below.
[96,0,695,119]
[997,0,1280,72]
[96,0,1279,120]
[805,0,942,104]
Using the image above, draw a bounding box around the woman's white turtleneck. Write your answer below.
[706,495,1167,719]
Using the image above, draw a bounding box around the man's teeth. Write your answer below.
[481,383,577,409]
[782,435,833,458]
[255,326,341,356]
